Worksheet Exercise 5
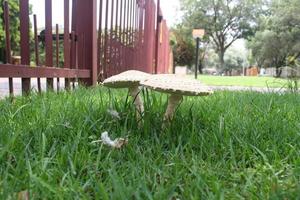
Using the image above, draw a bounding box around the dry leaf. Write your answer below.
[101,131,128,149]
[17,190,29,200]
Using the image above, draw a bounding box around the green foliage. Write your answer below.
[224,49,246,73]
[0,0,21,61]
[248,0,300,76]
[0,88,299,199]
[37,41,65,67]
[0,0,33,63]
[170,25,195,67]
[179,0,263,69]
[203,49,219,68]
[249,30,287,68]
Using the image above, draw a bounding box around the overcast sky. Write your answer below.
[160,0,181,26]
[29,0,181,28]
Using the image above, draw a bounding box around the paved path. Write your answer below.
[0,78,65,99]
[209,86,292,93]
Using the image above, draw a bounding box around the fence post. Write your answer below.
[64,0,71,89]
[143,0,155,74]
[73,0,97,86]
[154,0,161,74]
[19,0,31,94]
[45,0,53,90]
[3,1,13,96]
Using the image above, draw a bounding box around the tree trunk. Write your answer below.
[198,59,203,74]
[275,67,282,77]
[218,51,225,70]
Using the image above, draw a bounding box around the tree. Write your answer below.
[0,0,22,62]
[170,25,195,67]
[248,30,288,76]
[179,0,263,69]
[224,48,246,75]
[248,0,300,77]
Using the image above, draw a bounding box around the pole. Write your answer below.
[195,37,200,79]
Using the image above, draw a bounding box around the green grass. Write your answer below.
[0,87,300,199]
[198,75,290,88]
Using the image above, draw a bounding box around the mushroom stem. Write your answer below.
[128,86,144,117]
[164,94,183,121]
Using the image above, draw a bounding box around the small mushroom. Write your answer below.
[103,70,150,119]
[141,74,213,121]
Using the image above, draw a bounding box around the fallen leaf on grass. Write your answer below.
[17,190,29,200]
[107,109,121,120]
[91,131,128,149]
[101,132,128,149]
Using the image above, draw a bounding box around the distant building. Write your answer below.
[260,68,266,76]
[175,66,188,75]
[280,67,300,78]
[202,67,217,75]
[265,67,300,77]
[245,66,259,76]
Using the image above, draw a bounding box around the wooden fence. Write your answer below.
[0,0,171,96]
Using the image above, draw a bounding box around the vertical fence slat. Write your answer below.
[119,0,124,73]
[138,1,144,71]
[143,0,155,73]
[126,0,130,70]
[4,2,11,65]
[123,0,127,72]
[154,0,161,74]
[19,0,31,94]
[64,0,71,89]
[130,0,134,48]
[98,0,103,80]
[110,0,115,75]
[70,31,77,88]
[103,0,109,77]
[123,0,126,45]
[134,1,138,70]
[128,0,131,48]
[91,0,97,85]
[45,0,53,89]
[33,14,41,93]
[3,1,13,96]
[115,0,119,32]
[126,0,130,47]
[75,0,97,85]
[129,0,133,48]
[71,0,77,70]
[115,0,119,74]
[56,24,60,91]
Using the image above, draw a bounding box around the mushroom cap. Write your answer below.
[141,74,213,96]
[103,70,151,88]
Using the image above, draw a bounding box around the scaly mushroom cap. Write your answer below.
[141,74,213,96]
[103,70,151,88]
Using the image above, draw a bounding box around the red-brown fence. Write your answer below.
[97,0,172,78]
[0,0,172,96]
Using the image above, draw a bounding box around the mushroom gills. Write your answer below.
[164,94,183,121]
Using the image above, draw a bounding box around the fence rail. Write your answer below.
[0,0,172,96]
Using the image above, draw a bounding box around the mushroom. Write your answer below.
[103,70,150,119]
[141,74,213,121]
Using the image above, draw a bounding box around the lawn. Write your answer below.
[0,87,299,199]
[198,75,290,88]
